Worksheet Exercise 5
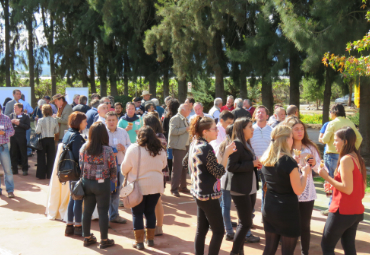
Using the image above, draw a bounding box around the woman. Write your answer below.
[183,116,236,255]
[80,122,116,249]
[33,99,46,123]
[284,116,321,255]
[319,127,366,255]
[162,98,180,180]
[63,112,87,237]
[224,117,261,255]
[260,125,311,255]
[143,114,169,236]
[121,126,167,250]
[35,104,59,179]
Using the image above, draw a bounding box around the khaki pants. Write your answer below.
[170,147,188,193]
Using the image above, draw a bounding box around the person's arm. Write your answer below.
[79,147,85,175]
[318,133,324,144]
[17,115,30,130]
[71,135,84,163]
[54,119,59,134]
[121,146,133,175]
[226,141,254,173]
[353,125,363,150]
[56,106,72,124]
[205,148,226,179]
[321,123,334,144]
[123,130,131,149]
[4,117,15,138]
[107,148,117,182]
[290,164,310,196]
[35,118,42,134]
[169,117,188,136]
[310,146,321,173]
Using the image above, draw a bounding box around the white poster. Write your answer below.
[0,87,32,108]
[65,87,89,105]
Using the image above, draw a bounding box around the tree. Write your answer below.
[1,0,12,86]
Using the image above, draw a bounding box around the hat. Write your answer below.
[141,90,151,97]
[43,95,51,100]
[52,94,65,102]
[133,97,143,102]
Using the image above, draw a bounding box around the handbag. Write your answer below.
[120,147,143,209]
[57,135,80,183]
[71,179,84,200]
[28,133,43,150]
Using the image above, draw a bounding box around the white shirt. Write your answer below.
[189,113,213,122]
[107,127,131,164]
[209,106,221,120]
[97,116,106,123]
[298,145,320,202]
[250,123,272,158]
[267,115,277,126]
[210,122,226,155]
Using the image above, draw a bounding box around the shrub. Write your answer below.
[300,114,324,124]
[348,111,359,127]
[114,95,132,111]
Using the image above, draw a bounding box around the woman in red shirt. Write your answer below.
[319,127,366,255]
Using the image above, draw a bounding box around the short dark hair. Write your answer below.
[145,103,155,112]
[186,97,195,105]
[13,89,21,95]
[85,122,109,156]
[42,104,53,117]
[68,112,87,130]
[14,103,23,111]
[143,114,163,134]
[79,95,88,105]
[219,110,234,121]
[331,103,346,117]
[90,99,100,108]
[105,111,118,119]
[286,105,298,116]
[126,102,135,108]
[114,102,123,108]
[91,93,101,100]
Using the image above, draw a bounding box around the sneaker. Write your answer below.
[74,226,82,236]
[99,239,115,249]
[110,216,127,224]
[245,234,260,243]
[65,225,74,236]
[225,232,235,241]
[321,210,329,216]
[7,192,15,198]
[84,234,97,247]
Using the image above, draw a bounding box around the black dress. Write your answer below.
[262,155,300,237]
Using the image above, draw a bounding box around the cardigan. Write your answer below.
[35,116,59,138]
[223,139,259,195]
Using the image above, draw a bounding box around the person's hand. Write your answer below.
[308,158,316,166]
[35,117,39,122]
[52,114,57,118]
[186,126,190,131]
[293,155,300,164]
[126,125,133,131]
[300,162,312,175]
[0,131,5,135]
[253,159,262,168]
[318,166,329,179]
[225,142,237,156]
[117,144,125,152]
[135,130,139,134]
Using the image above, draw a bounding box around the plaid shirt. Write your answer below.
[0,113,15,144]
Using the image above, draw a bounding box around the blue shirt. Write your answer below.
[86,107,98,128]
[321,122,330,154]
[19,99,34,116]
[156,106,165,118]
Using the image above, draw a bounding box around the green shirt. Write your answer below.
[118,117,142,143]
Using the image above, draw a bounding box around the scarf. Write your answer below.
[54,101,67,141]
[121,113,139,122]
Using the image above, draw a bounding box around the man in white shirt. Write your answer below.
[189,102,212,122]
[208,97,222,123]
[210,110,234,154]
[185,97,196,120]
[106,111,131,224]
[95,104,108,123]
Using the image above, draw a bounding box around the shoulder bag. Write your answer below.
[120,146,143,208]
[28,133,43,151]
[71,179,84,200]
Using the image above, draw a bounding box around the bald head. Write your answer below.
[286,105,299,117]
[179,103,191,117]
[98,104,108,117]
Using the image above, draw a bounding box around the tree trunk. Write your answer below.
[359,77,370,157]
[262,73,273,115]
[4,0,11,87]
[240,63,248,99]
[110,71,118,97]
[322,68,335,124]
[50,15,56,95]
[82,70,88,87]
[163,70,170,98]
[123,49,129,96]
[348,80,353,106]
[214,64,224,100]
[148,74,157,98]
[289,45,301,111]
[231,62,240,97]
[178,78,187,103]
[90,53,96,94]
[27,14,35,106]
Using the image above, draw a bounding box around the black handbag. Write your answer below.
[57,136,80,183]
[71,179,84,200]
[28,133,43,150]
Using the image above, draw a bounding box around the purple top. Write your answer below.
[0,113,15,144]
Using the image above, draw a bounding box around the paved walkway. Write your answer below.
[0,155,369,255]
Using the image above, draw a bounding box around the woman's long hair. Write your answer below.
[85,122,109,156]
[284,116,319,154]
[335,127,367,185]
[219,124,234,158]
[143,114,163,134]
[166,98,180,119]
[189,116,214,139]
[260,125,292,167]
[137,126,164,157]
[231,117,252,153]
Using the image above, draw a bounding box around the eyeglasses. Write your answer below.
[104,102,111,105]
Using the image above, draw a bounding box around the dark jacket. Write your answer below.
[223,139,259,195]
[73,104,91,114]
[33,106,43,119]
[162,116,171,141]
[231,107,251,120]
[62,128,86,174]
[9,112,30,135]
[86,108,98,128]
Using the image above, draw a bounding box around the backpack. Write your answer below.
[57,135,80,183]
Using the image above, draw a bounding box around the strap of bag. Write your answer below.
[136,146,141,180]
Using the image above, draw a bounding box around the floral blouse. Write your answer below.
[79,144,117,182]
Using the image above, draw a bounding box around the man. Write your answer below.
[19,94,34,157]
[267,104,283,125]
[168,104,191,197]
[220,95,235,112]
[99,97,113,112]
[86,99,100,128]
[232,98,251,120]
[151,98,164,118]
[91,93,101,100]
[73,95,91,113]
[270,107,286,128]
[4,89,21,116]
[243,99,255,117]
[248,105,272,243]
[133,97,145,116]
[286,105,299,117]
[114,102,124,119]
[44,95,58,114]
[71,94,80,108]
[141,90,152,106]
[108,96,115,111]
[52,94,73,142]
[9,103,30,176]
[210,110,234,155]
[0,104,15,198]
[208,97,223,123]
[189,102,212,122]
[94,104,108,123]
[105,111,131,223]
[321,103,362,216]
[118,102,142,143]
[185,97,196,120]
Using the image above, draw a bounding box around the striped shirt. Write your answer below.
[250,123,272,158]
[0,113,15,144]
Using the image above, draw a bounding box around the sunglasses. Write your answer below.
[104,102,111,105]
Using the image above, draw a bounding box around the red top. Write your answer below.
[220,105,234,112]
[329,156,365,215]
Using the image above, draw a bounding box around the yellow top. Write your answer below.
[322,117,362,154]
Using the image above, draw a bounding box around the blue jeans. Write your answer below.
[220,189,234,235]
[0,144,14,194]
[67,181,83,225]
[324,153,339,207]
[26,128,32,155]
[109,170,124,221]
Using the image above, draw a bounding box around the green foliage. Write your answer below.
[301,77,324,109]
[114,95,132,110]
[191,76,216,112]
[348,111,360,127]
[300,114,324,124]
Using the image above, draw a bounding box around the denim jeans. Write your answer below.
[324,153,339,207]
[131,193,160,230]
[109,169,123,221]
[220,189,234,235]
[26,128,32,156]
[0,144,14,194]
[67,181,83,225]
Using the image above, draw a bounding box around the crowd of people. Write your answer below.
[0,90,366,254]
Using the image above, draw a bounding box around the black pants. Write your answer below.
[10,135,28,173]
[299,200,314,255]
[263,231,298,255]
[195,198,225,255]
[231,193,255,253]
[321,210,363,255]
[131,193,160,230]
[36,138,56,179]
[82,178,111,240]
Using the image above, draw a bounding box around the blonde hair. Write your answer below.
[260,125,293,166]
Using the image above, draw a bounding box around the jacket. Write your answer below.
[4,99,18,116]
[9,112,30,136]
[73,104,91,114]
[86,107,98,128]
[232,107,251,120]
[168,113,189,150]
[55,104,73,140]
[62,128,86,175]
[223,139,259,195]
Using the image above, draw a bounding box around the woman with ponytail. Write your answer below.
[319,127,366,255]
[183,116,236,255]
